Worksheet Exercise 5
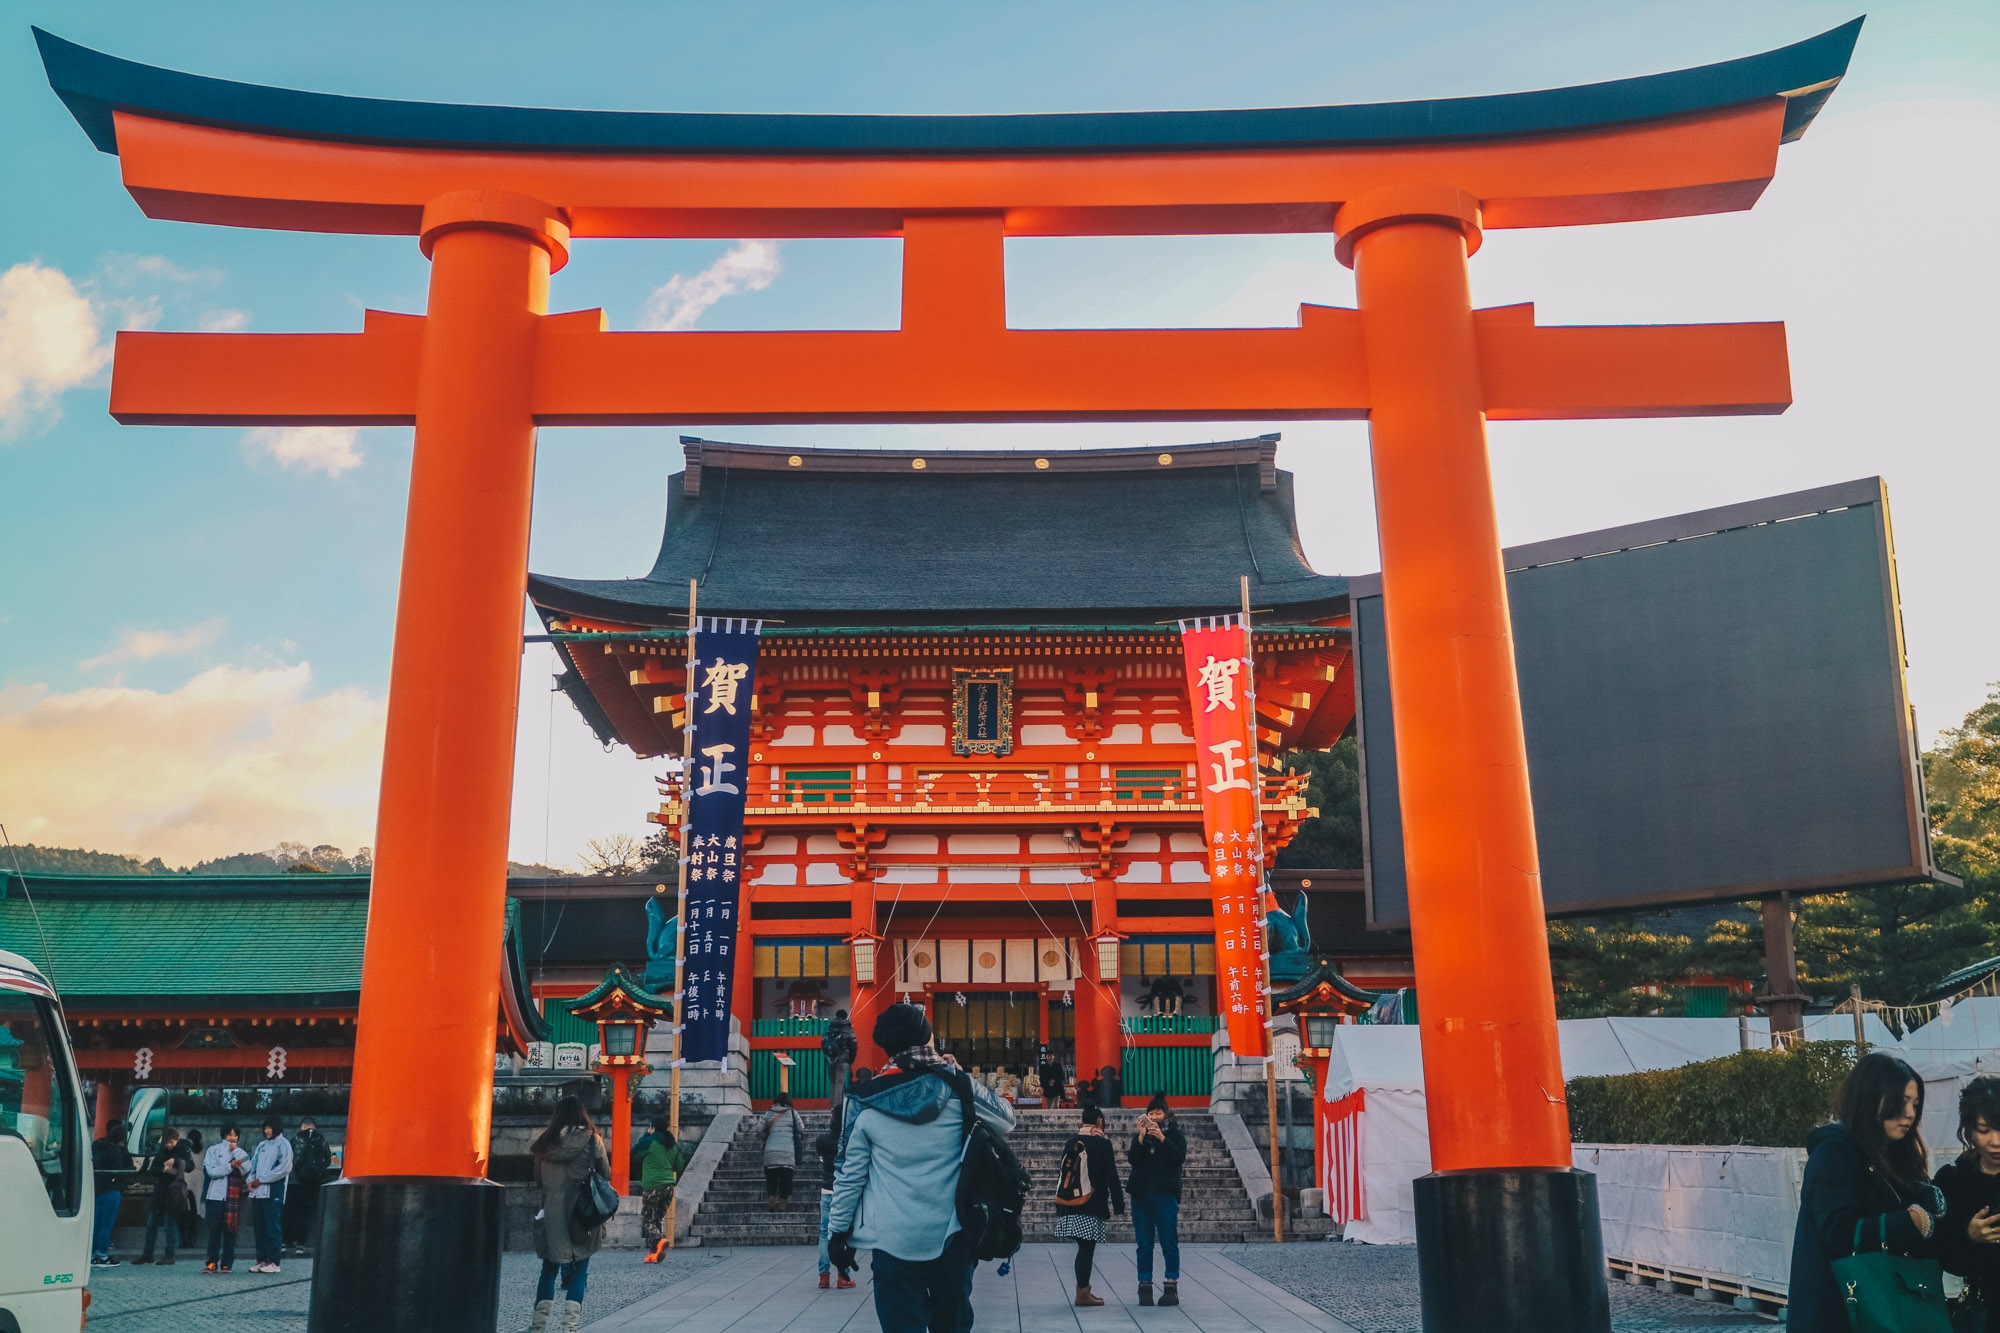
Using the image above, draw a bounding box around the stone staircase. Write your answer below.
[689,1105,1264,1247]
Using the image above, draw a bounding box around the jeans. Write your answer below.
[870,1231,970,1333]
[818,1192,833,1274]
[1132,1194,1180,1282]
[140,1206,179,1260]
[253,1183,287,1264]
[205,1205,237,1268]
[92,1189,120,1259]
[536,1258,590,1305]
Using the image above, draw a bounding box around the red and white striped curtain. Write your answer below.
[1319,1088,1367,1225]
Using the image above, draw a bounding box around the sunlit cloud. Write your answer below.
[242,425,364,477]
[79,619,228,673]
[641,240,781,330]
[198,308,252,332]
[0,663,384,866]
[0,262,110,437]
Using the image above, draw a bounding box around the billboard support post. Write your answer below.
[1760,894,1806,1041]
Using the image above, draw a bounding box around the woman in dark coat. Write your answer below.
[1127,1091,1187,1307]
[1787,1051,1945,1333]
[1053,1105,1124,1308]
[528,1096,612,1333]
[1936,1074,2000,1331]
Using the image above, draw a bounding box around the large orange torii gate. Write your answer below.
[39,21,1858,1333]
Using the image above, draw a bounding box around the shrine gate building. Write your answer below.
[531,436,1359,1101]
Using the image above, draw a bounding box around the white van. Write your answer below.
[0,948,91,1332]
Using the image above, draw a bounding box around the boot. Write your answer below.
[562,1301,584,1333]
[1159,1281,1179,1307]
[527,1300,554,1333]
[1138,1283,1153,1306]
[1075,1285,1104,1308]
[819,1272,831,1289]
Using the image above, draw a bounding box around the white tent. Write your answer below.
[1318,1016,1893,1245]
[1897,998,2000,1153]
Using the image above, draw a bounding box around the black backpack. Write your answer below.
[948,1072,1031,1262]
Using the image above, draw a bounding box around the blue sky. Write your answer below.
[2,0,1995,866]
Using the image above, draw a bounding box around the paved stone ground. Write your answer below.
[586,1245,1357,1331]
[81,1242,1772,1331]
[79,1250,726,1332]
[1226,1243,1771,1332]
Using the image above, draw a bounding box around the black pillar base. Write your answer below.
[1413,1167,1610,1333]
[308,1176,503,1333]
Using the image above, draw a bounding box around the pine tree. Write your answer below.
[1274,737,1362,869]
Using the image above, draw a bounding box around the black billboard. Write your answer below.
[1357,478,1941,928]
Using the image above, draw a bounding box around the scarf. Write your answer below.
[224,1165,245,1232]
[890,1044,960,1075]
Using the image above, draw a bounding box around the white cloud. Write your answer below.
[198,308,251,332]
[79,619,227,672]
[95,253,222,289]
[242,425,364,477]
[0,262,109,436]
[641,240,781,330]
[0,663,384,866]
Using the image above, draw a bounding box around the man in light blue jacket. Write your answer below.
[828,1003,1015,1333]
[244,1116,295,1274]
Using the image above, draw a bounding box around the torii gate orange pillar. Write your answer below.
[1340,187,1602,1326]
[309,192,563,1333]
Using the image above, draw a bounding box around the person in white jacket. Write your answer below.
[202,1126,249,1273]
[244,1117,294,1274]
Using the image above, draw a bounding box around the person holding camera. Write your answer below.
[1127,1092,1187,1307]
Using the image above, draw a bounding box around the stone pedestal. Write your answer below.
[643,1019,751,1114]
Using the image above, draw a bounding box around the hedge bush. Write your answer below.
[1566,1041,1857,1147]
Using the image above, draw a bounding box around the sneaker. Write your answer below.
[159,1257,177,1266]
[92,1257,118,1268]
[218,1265,233,1274]
[204,1262,218,1275]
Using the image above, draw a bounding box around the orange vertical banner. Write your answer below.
[1178,614,1270,1059]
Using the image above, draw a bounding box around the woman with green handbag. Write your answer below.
[1788,1052,1949,1333]
[1935,1075,2000,1332]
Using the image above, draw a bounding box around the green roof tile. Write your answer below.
[0,875,369,1000]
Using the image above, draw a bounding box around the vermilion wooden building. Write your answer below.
[531,437,1359,1102]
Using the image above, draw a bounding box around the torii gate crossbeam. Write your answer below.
[38,20,1859,1333]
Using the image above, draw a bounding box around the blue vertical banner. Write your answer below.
[681,616,762,1065]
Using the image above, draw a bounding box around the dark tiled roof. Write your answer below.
[39,22,1858,157]
[528,437,1347,627]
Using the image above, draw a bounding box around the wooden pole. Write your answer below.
[1244,575,1282,1243]
[1851,983,1867,1051]
[665,578,697,1248]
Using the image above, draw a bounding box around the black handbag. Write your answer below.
[1950,1282,1987,1333]
[572,1152,620,1232]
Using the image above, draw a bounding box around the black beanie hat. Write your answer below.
[874,1002,932,1054]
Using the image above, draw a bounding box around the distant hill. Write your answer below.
[0,843,167,875]
[3,840,576,879]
